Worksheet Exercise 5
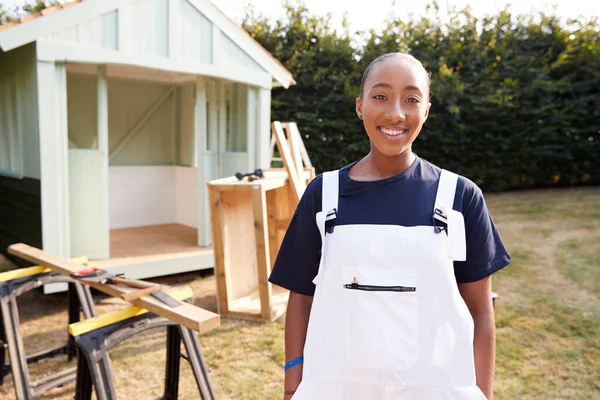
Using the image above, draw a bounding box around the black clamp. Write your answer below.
[325,208,337,234]
[235,168,264,182]
[433,208,448,234]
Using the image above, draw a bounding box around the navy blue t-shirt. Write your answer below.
[268,155,512,296]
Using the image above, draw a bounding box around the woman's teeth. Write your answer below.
[381,127,406,136]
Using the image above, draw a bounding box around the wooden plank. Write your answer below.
[290,122,313,168]
[266,190,279,270]
[271,121,303,203]
[252,185,273,320]
[7,243,220,334]
[207,186,230,315]
[286,123,306,189]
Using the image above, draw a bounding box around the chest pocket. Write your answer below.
[342,266,419,371]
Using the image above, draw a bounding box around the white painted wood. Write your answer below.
[246,86,257,171]
[36,40,273,89]
[217,81,227,177]
[168,0,180,59]
[99,252,214,279]
[221,34,265,74]
[118,0,168,58]
[37,61,70,259]
[96,65,110,258]
[108,165,198,229]
[179,0,212,64]
[109,86,174,161]
[207,80,218,153]
[69,149,109,258]
[109,166,177,229]
[0,0,141,52]
[194,77,209,246]
[212,25,221,65]
[222,152,249,177]
[175,166,198,228]
[103,11,118,50]
[186,0,294,88]
[178,84,195,166]
[256,87,272,169]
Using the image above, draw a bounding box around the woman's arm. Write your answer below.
[283,291,314,399]
[458,276,496,400]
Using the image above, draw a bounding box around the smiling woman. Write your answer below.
[268,52,512,400]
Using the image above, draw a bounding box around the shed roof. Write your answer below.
[0,0,295,87]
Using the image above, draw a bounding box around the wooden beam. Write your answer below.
[252,185,272,321]
[8,243,220,334]
[207,186,230,315]
[271,121,303,202]
[289,122,312,168]
[285,123,305,190]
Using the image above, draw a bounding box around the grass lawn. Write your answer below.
[0,186,599,399]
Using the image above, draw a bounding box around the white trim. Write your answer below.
[37,61,70,258]
[217,81,227,177]
[195,77,209,246]
[0,0,142,52]
[212,25,221,66]
[256,88,271,169]
[97,65,110,259]
[36,40,273,89]
[168,0,180,59]
[246,86,257,171]
[186,0,294,88]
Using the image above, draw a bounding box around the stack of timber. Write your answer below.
[207,121,315,321]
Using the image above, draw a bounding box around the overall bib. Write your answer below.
[292,170,488,400]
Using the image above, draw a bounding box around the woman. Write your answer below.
[269,53,511,400]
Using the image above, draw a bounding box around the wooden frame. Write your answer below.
[208,169,312,321]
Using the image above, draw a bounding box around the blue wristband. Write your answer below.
[284,356,304,371]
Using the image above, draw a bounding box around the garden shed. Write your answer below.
[0,0,294,291]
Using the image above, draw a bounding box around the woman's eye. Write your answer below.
[406,97,420,103]
[373,94,387,100]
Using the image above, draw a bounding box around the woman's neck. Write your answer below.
[350,147,415,181]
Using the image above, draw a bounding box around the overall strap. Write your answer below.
[434,169,467,261]
[312,170,339,285]
[434,169,459,211]
[320,170,340,237]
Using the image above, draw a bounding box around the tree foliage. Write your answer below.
[244,1,600,191]
[0,1,60,25]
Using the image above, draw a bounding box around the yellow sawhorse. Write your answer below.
[0,258,95,399]
[69,287,216,400]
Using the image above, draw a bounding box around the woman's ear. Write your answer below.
[356,97,363,120]
[423,101,431,122]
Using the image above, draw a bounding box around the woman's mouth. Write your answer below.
[379,127,408,139]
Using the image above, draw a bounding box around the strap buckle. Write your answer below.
[325,208,337,234]
[433,207,448,234]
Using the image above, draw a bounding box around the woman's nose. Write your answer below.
[385,103,406,120]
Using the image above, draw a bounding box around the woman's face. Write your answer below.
[356,57,431,158]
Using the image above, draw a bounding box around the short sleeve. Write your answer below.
[453,179,512,283]
[268,176,323,296]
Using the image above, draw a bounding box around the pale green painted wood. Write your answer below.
[69,149,109,259]
[221,34,267,74]
[0,43,39,179]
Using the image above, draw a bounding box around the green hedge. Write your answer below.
[245,3,600,191]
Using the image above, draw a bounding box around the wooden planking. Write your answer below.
[272,122,303,202]
[284,123,305,188]
[0,175,42,267]
[252,185,273,320]
[208,186,230,315]
[8,243,220,333]
[266,189,279,270]
[221,188,258,300]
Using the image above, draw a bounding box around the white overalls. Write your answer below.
[292,169,488,400]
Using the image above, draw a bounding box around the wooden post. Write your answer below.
[252,184,272,321]
[208,186,230,315]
